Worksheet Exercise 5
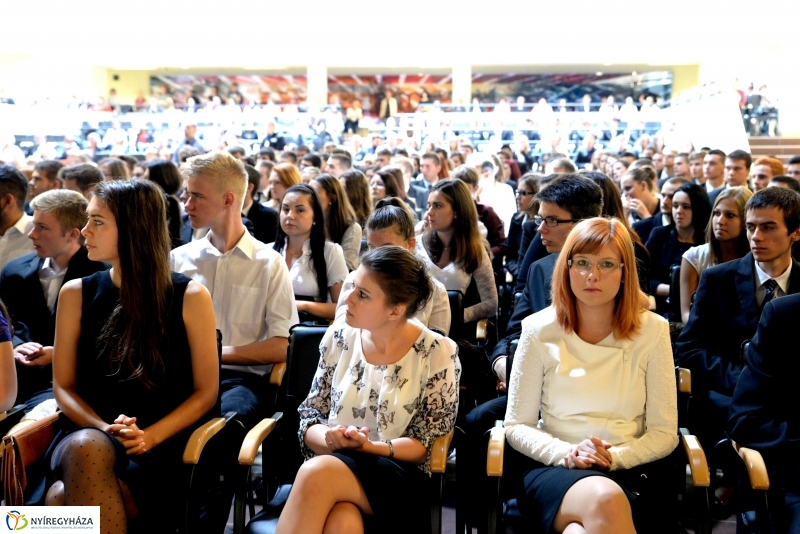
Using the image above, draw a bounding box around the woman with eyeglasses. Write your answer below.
[505,217,677,534]
[506,173,542,278]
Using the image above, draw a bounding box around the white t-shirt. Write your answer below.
[682,243,715,277]
[270,239,349,301]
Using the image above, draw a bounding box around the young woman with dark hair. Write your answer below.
[271,184,348,320]
[310,174,362,271]
[144,159,184,248]
[49,179,219,533]
[339,169,373,228]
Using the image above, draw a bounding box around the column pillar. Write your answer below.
[306,64,328,108]
[451,64,472,107]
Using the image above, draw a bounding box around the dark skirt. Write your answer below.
[332,450,430,534]
[513,452,675,534]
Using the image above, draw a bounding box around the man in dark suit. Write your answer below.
[242,165,278,244]
[676,186,800,454]
[632,176,688,244]
[0,190,106,407]
[728,292,800,532]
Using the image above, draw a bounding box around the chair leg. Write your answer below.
[233,465,252,534]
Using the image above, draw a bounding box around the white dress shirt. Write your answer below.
[39,257,67,312]
[170,229,299,376]
[754,259,792,307]
[269,240,348,301]
[334,269,452,335]
[505,307,678,471]
[0,214,34,271]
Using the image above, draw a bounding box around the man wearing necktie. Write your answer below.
[676,187,800,511]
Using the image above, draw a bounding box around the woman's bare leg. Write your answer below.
[323,502,364,534]
[552,476,635,534]
[562,524,587,534]
[276,455,372,534]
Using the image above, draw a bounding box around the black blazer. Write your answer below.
[645,225,694,314]
[504,214,525,277]
[632,213,666,245]
[676,253,800,422]
[408,180,430,210]
[728,293,800,484]
[514,223,548,293]
[244,203,278,245]
[708,186,725,207]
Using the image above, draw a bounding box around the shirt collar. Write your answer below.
[754,259,792,294]
[9,213,31,235]
[199,228,256,260]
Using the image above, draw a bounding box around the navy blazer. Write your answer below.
[728,293,800,486]
[676,253,800,425]
[504,214,525,277]
[708,186,725,207]
[514,223,548,293]
[409,178,432,210]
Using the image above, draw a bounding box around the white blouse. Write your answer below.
[269,240,349,301]
[340,222,363,271]
[477,179,517,234]
[682,243,715,277]
[504,307,678,471]
[298,323,461,474]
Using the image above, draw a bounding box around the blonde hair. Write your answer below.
[29,189,89,234]
[182,151,247,209]
[272,162,302,189]
[551,217,649,340]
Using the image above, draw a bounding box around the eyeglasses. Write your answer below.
[568,258,624,274]
[534,215,581,227]
[516,190,535,197]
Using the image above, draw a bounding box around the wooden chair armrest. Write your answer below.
[183,412,236,465]
[238,414,283,466]
[429,428,455,474]
[269,362,287,386]
[487,422,505,477]
[677,368,691,395]
[476,319,488,342]
[680,429,710,487]
[733,441,770,491]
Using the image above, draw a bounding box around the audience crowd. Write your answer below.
[0,103,799,533]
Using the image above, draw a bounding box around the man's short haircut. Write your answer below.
[227,146,246,157]
[534,174,604,220]
[392,157,414,179]
[0,165,30,209]
[788,155,800,166]
[296,144,310,154]
[394,148,409,158]
[34,160,65,183]
[746,186,800,233]
[452,165,479,187]
[675,152,690,162]
[178,145,201,163]
[259,147,276,161]
[770,176,800,193]
[619,151,637,163]
[689,150,707,161]
[117,155,138,174]
[422,152,441,166]
[302,153,322,168]
[243,164,260,200]
[57,164,104,196]
[480,160,494,174]
[726,149,752,169]
[376,148,392,159]
[753,157,785,177]
[707,149,726,161]
[280,151,297,165]
[328,153,352,170]
[331,148,352,159]
[665,176,690,188]
[182,151,247,208]
[550,157,578,173]
[29,189,89,234]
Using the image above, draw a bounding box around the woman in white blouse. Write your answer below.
[310,174,363,271]
[276,246,460,534]
[270,184,348,320]
[679,186,752,323]
[504,217,677,534]
[418,179,498,325]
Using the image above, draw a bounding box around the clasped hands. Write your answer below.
[324,425,370,452]
[106,414,149,455]
[564,436,613,471]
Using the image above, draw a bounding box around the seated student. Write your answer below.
[477,159,517,233]
[646,182,710,316]
[728,292,800,532]
[310,174,362,271]
[0,190,106,409]
[505,173,541,278]
[270,184,348,321]
[276,246,460,534]
[0,301,15,412]
[417,179,498,324]
[335,197,450,335]
[144,159,185,249]
[265,162,302,210]
[505,217,677,533]
[679,187,752,323]
[57,163,104,201]
[451,165,507,265]
[242,164,278,245]
[340,169,373,228]
[676,186,800,456]
[371,167,416,212]
[621,166,660,226]
[48,180,219,533]
[708,149,752,207]
[632,176,688,244]
[0,166,36,271]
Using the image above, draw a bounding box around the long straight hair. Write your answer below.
[706,186,752,265]
[313,174,356,244]
[94,180,173,388]
[273,184,329,302]
[422,179,483,274]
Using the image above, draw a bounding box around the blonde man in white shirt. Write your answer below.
[0,165,35,270]
[505,217,677,533]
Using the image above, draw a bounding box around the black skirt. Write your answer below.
[332,450,431,534]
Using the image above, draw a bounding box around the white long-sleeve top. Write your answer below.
[504,307,678,471]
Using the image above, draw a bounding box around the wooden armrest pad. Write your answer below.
[269,362,287,386]
[487,425,506,477]
[476,319,488,341]
[429,428,455,474]
[733,441,770,490]
[238,417,279,466]
[680,430,710,487]
[183,414,232,465]
[677,368,691,395]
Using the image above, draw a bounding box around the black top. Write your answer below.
[646,225,694,315]
[76,271,206,434]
